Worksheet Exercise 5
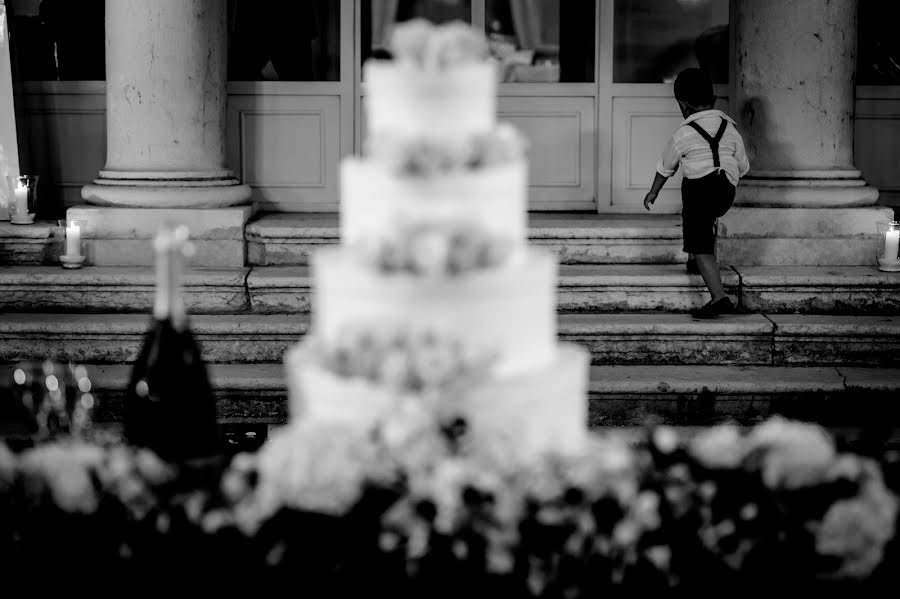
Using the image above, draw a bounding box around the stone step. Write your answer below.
[4,264,898,315]
[247,264,740,314]
[65,363,900,427]
[0,313,308,364]
[737,266,900,314]
[246,213,686,266]
[2,313,897,367]
[0,266,250,313]
[0,221,61,266]
[717,206,892,267]
[248,264,900,315]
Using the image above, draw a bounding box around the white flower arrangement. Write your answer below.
[366,122,526,175]
[388,19,489,70]
[353,222,513,277]
[320,327,497,397]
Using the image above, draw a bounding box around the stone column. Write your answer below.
[74,0,251,267]
[81,0,250,208]
[732,0,877,207]
[718,0,892,266]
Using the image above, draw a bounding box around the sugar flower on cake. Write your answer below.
[354,222,513,277]
[320,326,497,397]
[388,19,489,69]
[366,123,526,175]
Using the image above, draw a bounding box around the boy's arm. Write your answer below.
[645,133,679,210]
[734,132,750,178]
[643,172,669,210]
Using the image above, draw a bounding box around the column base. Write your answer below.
[717,206,893,266]
[736,172,880,207]
[67,204,254,267]
[82,178,252,208]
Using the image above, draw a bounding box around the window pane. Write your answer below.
[486,0,595,83]
[857,0,900,85]
[614,0,728,84]
[228,0,340,81]
[361,0,472,65]
[8,0,105,81]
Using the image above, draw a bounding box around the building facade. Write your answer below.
[0,0,896,266]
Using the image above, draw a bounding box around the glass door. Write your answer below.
[226,0,355,211]
[605,0,730,212]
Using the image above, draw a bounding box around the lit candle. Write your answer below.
[885,229,900,263]
[66,221,81,257]
[14,181,27,216]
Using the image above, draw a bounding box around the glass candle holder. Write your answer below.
[58,219,86,268]
[9,175,38,224]
[877,221,900,272]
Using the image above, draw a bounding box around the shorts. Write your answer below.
[681,170,735,255]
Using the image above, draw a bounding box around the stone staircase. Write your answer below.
[2,213,899,427]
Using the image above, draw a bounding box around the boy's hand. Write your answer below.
[643,192,657,211]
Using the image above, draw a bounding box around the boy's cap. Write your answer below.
[674,68,715,106]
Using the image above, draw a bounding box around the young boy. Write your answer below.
[644,68,750,319]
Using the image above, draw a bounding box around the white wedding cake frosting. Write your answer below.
[364,61,497,142]
[287,342,588,455]
[284,20,589,457]
[312,247,556,377]
[340,159,528,255]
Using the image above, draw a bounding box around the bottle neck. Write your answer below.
[153,231,187,330]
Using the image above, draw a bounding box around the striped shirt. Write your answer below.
[656,110,750,186]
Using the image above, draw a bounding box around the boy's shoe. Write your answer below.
[690,297,734,319]
[686,257,700,275]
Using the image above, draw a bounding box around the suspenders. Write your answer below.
[686,118,728,169]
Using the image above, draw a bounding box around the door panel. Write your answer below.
[499,95,595,210]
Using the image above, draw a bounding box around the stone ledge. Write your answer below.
[245,213,340,241]
[245,213,685,241]
[66,363,900,426]
[737,266,900,313]
[247,266,312,313]
[245,213,687,266]
[720,207,892,237]
[527,214,683,240]
[588,365,895,426]
[84,363,287,424]
[590,365,843,395]
[562,313,774,365]
[0,221,62,265]
[771,314,900,365]
[7,312,897,367]
[718,238,880,267]
[0,266,250,313]
[83,239,246,268]
[246,264,739,313]
[0,313,309,364]
[65,205,253,267]
[558,264,738,311]
[68,205,254,240]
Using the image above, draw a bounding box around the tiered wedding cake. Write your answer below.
[285,20,589,455]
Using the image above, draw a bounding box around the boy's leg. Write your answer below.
[694,253,727,302]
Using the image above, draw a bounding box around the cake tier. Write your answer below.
[364,61,496,142]
[340,158,527,250]
[285,342,589,457]
[312,247,556,378]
